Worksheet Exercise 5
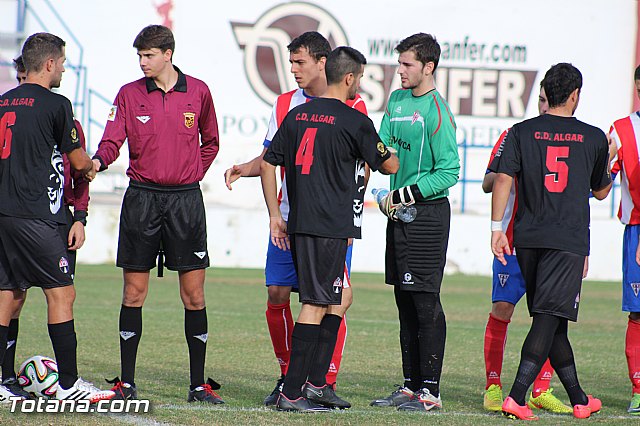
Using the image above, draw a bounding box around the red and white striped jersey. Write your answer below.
[262,88,368,220]
[487,129,518,246]
[610,112,640,224]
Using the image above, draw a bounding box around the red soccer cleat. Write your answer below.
[502,396,539,420]
[573,395,601,419]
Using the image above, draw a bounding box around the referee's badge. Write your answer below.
[376,141,388,156]
[184,112,195,129]
[70,127,78,143]
[333,277,343,294]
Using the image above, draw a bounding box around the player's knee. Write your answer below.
[491,301,515,321]
[267,285,291,304]
[122,286,146,307]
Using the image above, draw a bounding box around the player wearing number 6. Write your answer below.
[261,46,398,412]
[491,63,615,420]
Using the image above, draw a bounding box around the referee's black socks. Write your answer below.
[185,307,208,389]
[282,323,320,399]
[119,305,142,386]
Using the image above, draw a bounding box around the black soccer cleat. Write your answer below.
[370,384,415,407]
[303,382,351,409]
[2,377,31,399]
[106,377,138,400]
[188,378,224,404]
[275,392,330,412]
[264,375,285,406]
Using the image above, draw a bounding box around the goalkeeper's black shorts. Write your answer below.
[385,197,450,293]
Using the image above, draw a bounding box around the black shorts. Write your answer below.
[516,248,584,322]
[385,198,451,292]
[117,181,209,271]
[0,215,73,290]
[290,234,347,305]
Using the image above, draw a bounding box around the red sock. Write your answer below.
[484,313,510,389]
[626,318,640,394]
[325,314,347,386]
[266,301,293,376]
[532,359,553,397]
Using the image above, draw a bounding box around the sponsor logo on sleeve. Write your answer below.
[107,105,117,121]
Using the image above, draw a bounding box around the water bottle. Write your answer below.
[371,188,417,223]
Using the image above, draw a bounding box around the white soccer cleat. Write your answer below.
[56,377,115,403]
[0,384,27,404]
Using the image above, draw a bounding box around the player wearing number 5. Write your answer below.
[491,63,615,420]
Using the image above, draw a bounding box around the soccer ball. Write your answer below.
[17,355,59,397]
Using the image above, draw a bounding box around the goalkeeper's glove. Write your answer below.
[379,185,420,221]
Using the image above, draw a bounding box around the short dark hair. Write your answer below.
[133,25,175,56]
[541,63,582,108]
[287,31,331,62]
[325,46,367,85]
[396,33,440,70]
[13,55,25,73]
[634,64,640,81]
[21,32,65,73]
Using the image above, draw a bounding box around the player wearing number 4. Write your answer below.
[261,46,398,412]
[608,64,640,416]
[225,32,368,407]
[491,63,615,420]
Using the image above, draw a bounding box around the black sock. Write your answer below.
[414,292,446,398]
[282,323,320,399]
[2,319,18,380]
[48,320,77,389]
[395,287,422,391]
[509,314,559,405]
[185,308,207,389]
[549,320,588,406]
[0,325,9,372]
[307,314,341,386]
[119,305,142,385]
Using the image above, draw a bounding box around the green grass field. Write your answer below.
[0,265,634,425]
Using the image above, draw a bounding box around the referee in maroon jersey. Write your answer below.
[92,25,222,403]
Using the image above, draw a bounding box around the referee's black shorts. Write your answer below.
[516,248,584,322]
[290,234,348,306]
[385,197,450,293]
[117,180,209,272]
[0,215,73,290]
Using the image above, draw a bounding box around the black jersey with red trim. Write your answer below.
[495,114,610,255]
[0,83,80,223]
[263,97,390,239]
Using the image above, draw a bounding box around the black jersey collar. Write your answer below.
[145,66,187,93]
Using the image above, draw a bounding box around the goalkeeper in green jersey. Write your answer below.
[370,33,460,412]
